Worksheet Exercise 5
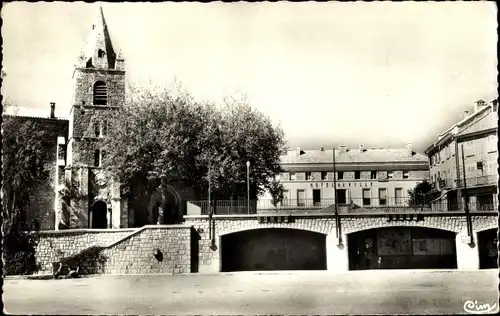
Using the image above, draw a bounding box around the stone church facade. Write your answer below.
[10,8,196,231]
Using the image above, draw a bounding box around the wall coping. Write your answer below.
[37,225,193,235]
[184,211,497,220]
[104,224,192,249]
[38,228,138,235]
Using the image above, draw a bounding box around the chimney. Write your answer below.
[474,99,487,112]
[463,110,470,119]
[407,142,413,157]
[320,146,324,151]
[338,145,347,153]
[50,102,55,118]
[296,147,301,156]
[359,144,364,152]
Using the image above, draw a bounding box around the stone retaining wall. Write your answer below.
[99,225,191,274]
[35,229,136,273]
[184,213,498,273]
[35,226,192,275]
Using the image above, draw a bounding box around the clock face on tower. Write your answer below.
[94,171,107,186]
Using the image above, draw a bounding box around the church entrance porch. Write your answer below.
[91,201,108,229]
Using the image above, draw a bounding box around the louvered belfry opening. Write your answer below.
[93,81,107,105]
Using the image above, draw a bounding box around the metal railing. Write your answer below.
[188,197,437,215]
[455,175,499,188]
[431,175,498,191]
[430,200,498,212]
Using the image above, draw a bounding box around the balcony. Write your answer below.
[455,175,499,189]
[187,197,435,216]
[430,199,498,212]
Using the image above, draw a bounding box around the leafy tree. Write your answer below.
[408,180,432,207]
[102,83,286,210]
[268,177,285,207]
[2,101,53,274]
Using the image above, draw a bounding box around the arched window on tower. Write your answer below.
[98,49,105,58]
[93,81,107,105]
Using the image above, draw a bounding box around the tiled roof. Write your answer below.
[281,148,428,164]
[456,109,497,136]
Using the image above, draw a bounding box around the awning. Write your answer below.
[431,188,457,203]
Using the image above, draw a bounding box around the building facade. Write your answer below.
[424,99,498,212]
[263,144,430,209]
[6,8,197,231]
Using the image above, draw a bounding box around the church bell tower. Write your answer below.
[63,7,127,229]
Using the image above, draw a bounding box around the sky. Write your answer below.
[2,2,497,153]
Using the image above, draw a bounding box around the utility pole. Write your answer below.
[208,164,212,240]
[246,161,251,215]
[333,147,340,240]
[461,145,474,245]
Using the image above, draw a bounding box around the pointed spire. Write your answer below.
[78,6,117,70]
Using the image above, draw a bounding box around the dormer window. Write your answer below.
[93,81,107,105]
[98,49,105,58]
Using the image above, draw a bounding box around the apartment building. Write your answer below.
[270,144,429,208]
[424,99,498,212]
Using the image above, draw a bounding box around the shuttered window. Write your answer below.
[93,81,107,105]
[362,189,371,206]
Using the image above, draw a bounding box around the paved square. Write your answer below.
[4,270,498,315]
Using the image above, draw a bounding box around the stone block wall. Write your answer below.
[409,170,429,180]
[185,214,497,273]
[393,171,403,179]
[99,225,191,274]
[35,225,192,275]
[295,172,306,181]
[73,68,125,108]
[343,172,355,180]
[377,171,388,179]
[360,171,371,180]
[280,172,290,181]
[35,229,135,273]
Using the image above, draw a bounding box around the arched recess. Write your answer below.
[147,184,183,225]
[221,228,327,272]
[347,226,457,270]
[91,200,108,228]
[477,228,498,269]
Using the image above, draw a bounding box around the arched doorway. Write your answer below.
[221,228,327,272]
[163,189,179,224]
[149,186,181,225]
[92,201,107,229]
[478,229,498,269]
[348,227,457,270]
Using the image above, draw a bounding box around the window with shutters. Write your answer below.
[362,189,371,206]
[93,81,107,105]
[378,188,387,206]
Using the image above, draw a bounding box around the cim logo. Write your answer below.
[463,300,498,314]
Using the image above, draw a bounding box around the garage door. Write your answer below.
[221,228,327,272]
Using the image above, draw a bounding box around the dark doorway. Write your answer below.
[313,189,321,206]
[336,189,346,205]
[478,229,498,269]
[163,190,179,224]
[348,227,457,270]
[221,228,327,272]
[447,191,458,211]
[92,201,107,228]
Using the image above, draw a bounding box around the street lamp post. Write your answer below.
[246,161,250,214]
